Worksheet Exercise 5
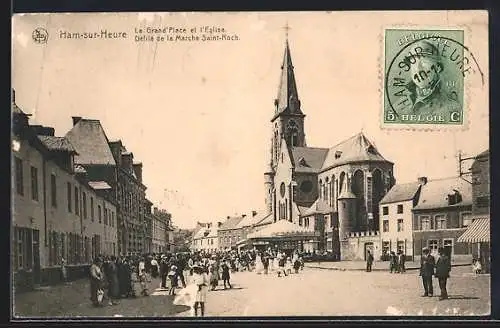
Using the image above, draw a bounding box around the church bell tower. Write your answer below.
[265,25,306,216]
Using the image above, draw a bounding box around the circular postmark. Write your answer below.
[32,28,49,44]
[384,31,483,125]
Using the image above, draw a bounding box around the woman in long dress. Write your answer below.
[89,257,103,307]
[193,265,209,316]
[255,253,263,274]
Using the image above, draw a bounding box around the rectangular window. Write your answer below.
[435,215,447,230]
[420,216,431,231]
[74,187,79,215]
[90,197,94,221]
[382,206,389,215]
[104,208,108,225]
[98,205,102,224]
[397,219,404,232]
[382,241,390,254]
[383,220,389,232]
[428,239,439,252]
[30,166,39,201]
[15,157,24,195]
[14,227,33,270]
[67,182,72,212]
[111,212,115,227]
[82,192,87,219]
[397,204,403,214]
[461,212,473,228]
[50,174,57,207]
[397,240,405,253]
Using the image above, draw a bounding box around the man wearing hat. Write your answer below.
[404,39,461,120]
[419,247,436,297]
[435,247,451,300]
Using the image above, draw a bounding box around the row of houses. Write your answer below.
[190,149,489,268]
[11,90,174,291]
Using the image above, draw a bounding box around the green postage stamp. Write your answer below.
[383,29,468,127]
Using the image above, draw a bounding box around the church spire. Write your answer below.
[273,25,303,118]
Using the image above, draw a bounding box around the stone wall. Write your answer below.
[341,231,381,261]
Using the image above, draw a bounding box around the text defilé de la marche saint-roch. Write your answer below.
[58,26,239,42]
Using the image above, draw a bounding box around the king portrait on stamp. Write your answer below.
[383,29,467,126]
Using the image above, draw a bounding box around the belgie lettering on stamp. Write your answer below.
[382,28,483,128]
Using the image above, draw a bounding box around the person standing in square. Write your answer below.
[419,247,435,297]
[435,247,451,300]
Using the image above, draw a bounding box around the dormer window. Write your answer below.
[447,190,462,205]
[335,151,342,159]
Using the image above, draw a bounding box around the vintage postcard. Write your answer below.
[11,11,490,319]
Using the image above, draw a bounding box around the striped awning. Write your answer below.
[457,217,490,243]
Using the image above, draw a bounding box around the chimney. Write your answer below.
[226,216,230,219]
[242,214,247,218]
[217,222,223,228]
[121,152,133,171]
[133,162,143,183]
[108,140,122,166]
[418,177,428,185]
[72,116,82,126]
[252,211,257,217]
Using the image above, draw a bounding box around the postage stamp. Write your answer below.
[383,28,475,128]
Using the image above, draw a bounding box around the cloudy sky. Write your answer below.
[12,11,488,229]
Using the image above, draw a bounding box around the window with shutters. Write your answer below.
[30,166,39,201]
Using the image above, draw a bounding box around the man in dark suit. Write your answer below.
[419,247,435,297]
[366,250,374,272]
[435,247,451,300]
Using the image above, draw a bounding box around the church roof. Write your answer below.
[379,182,422,204]
[272,40,304,121]
[254,213,274,226]
[291,147,329,173]
[65,118,117,166]
[321,132,391,171]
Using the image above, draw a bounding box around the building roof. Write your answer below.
[291,147,329,173]
[321,132,390,171]
[475,149,489,158]
[247,219,317,239]
[296,205,310,216]
[254,213,274,226]
[88,181,112,190]
[272,40,304,120]
[413,176,472,211]
[457,217,490,243]
[219,216,244,231]
[65,119,116,166]
[302,199,333,216]
[38,135,78,154]
[379,182,422,204]
[234,212,266,229]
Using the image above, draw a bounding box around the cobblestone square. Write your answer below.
[13,266,490,318]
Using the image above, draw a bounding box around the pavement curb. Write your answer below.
[305,263,470,272]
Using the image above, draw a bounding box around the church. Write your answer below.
[247,36,396,260]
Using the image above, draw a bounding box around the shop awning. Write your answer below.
[246,219,318,239]
[457,217,490,243]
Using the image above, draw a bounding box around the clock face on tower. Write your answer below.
[280,182,286,197]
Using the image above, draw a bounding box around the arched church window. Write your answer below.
[280,182,286,197]
[325,177,329,201]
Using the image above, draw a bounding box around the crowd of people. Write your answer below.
[87,248,305,315]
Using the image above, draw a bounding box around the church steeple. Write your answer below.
[273,36,304,119]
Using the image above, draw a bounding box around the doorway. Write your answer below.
[364,242,374,260]
[32,230,41,285]
[443,239,453,259]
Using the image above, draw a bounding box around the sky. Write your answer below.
[12,11,489,229]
